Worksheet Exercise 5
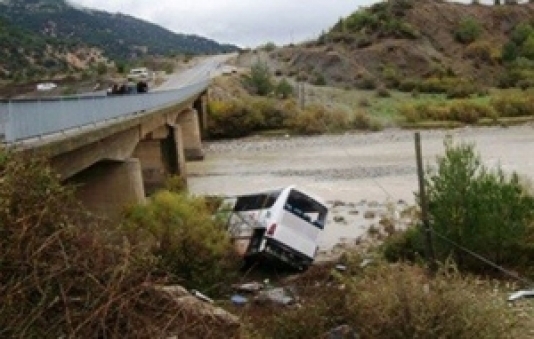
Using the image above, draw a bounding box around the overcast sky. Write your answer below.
[69,0,376,48]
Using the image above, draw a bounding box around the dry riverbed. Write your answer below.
[188,125,534,257]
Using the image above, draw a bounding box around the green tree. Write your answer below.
[502,41,519,62]
[454,18,482,44]
[96,62,107,75]
[275,78,293,99]
[521,34,534,59]
[511,23,534,45]
[245,61,274,96]
[425,139,534,270]
[121,191,238,293]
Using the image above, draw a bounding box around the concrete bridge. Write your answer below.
[1,79,212,218]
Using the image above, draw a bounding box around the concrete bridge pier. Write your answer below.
[177,108,204,160]
[68,158,145,219]
[194,92,209,138]
[134,124,187,195]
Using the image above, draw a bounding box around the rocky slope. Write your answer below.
[259,0,534,89]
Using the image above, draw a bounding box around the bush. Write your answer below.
[243,61,274,96]
[464,41,494,63]
[381,226,424,262]
[0,151,222,337]
[376,85,391,97]
[288,104,351,134]
[207,99,263,139]
[252,261,520,338]
[275,78,293,99]
[491,93,534,117]
[313,72,327,86]
[425,140,534,271]
[121,191,239,293]
[454,18,482,44]
[450,101,496,122]
[341,262,519,338]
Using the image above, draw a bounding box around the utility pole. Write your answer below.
[415,132,437,273]
[298,82,306,109]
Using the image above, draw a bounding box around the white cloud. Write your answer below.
[70,0,369,47]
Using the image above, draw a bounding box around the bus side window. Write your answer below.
[284,203,292,212]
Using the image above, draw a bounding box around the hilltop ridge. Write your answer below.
[0,0,239,80]
[259,0,534,90]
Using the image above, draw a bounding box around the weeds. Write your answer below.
[0,150,240,338]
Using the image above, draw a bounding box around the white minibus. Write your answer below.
[225,185,328,270]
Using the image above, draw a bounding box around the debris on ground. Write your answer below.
[508,289,534,302]
[191,289,214,304]
[255,286,297,306]
[232,281,264,293]
[231,294,248,305]
[323,324,360,339]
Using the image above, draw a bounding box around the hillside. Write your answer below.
[251,0,534,91]
[0,0,239,80]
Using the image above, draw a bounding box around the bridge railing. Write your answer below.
[0,80,209,143]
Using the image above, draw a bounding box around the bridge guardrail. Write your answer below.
[0,80,209,143]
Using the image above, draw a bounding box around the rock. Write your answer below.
[154,284,240,338]
[364,211,376,219]
[255,287,296,306]
[334,215,346,223]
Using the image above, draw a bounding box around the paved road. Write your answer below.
[156,53,237,91]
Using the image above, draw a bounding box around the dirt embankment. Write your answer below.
[237,1,534,88]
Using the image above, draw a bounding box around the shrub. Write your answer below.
[511,22,534,46]
[464,41,494,63]
[398,78,420,92]
[207,99,263,139]
[243,61,274,96]
[0,151,223,337]
[454,18,482,44]
[121,191,239,293]
[288,104,351,134]
[313,72,327,86]
[351,110,373,129]
[253,261,520,338]
[425,140,534,271]
[491,93,534,117]
[451,101,496,122]
[357,75,377,90]
[274,78,293,99]
[381,226,425,262]
[341,262,519,338]
[376,84,391,97]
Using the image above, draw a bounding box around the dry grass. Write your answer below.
[0,150,240,338]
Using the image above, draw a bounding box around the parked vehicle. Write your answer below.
[224,185,328,270]
[107,81,148,95]
[127,67,150,81]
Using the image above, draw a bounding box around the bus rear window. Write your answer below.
[284,189,327,229]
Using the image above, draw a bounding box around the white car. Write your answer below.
[36,82,57,91]
[127,67,150,81]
